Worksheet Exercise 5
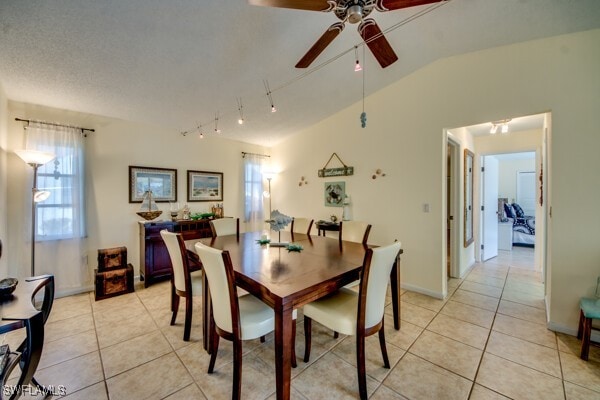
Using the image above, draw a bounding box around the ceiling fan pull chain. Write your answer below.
[361,45,367,128]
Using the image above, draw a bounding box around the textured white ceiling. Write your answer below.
[1,0,599,146]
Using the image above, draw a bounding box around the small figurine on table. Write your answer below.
[182,204,190,220]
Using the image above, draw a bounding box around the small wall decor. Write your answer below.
[129,166,177,203]
[324,182,345,207]
[318,153,354,177]
[298,176,308,186]
[372,168,386,179]
[187,170,223,202]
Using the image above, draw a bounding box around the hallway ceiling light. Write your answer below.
[490,119,512,135]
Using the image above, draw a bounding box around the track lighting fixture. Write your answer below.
[237,97,245,125]
[489,119,512,135]
[214,113,221,133]
[197,123,204,139]
[264,79,277,113]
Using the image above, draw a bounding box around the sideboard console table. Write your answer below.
[139,219,212,287]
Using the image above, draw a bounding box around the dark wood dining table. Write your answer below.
[186,231,402,400]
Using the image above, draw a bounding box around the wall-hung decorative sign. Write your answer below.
[129,166,177,203]
[187,170,223,202]
[318,153,354,177]
[324,182,345,207]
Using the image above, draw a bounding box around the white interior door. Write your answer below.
[482,156,499,261]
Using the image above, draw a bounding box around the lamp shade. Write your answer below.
[33,190,51,203]
[15,149,56,166]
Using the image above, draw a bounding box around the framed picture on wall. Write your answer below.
[129,166,177,203]
[324,181,345,207]
[187,170,223,202]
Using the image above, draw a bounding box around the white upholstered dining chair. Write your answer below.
[302,241,402,400]
[339,220,371,244]
[194,241,297,400]
[160,230,203,341]
[209,217,240,238]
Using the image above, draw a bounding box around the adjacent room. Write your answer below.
[1,1,599,399]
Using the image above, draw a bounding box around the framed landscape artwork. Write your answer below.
[129,166,177,203]
[187,170,223,202]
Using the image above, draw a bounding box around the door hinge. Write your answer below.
[481,206,484,211]
[481,244,484,250]
[481,167,485,172]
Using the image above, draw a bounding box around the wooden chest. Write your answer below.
[94,247,134,301]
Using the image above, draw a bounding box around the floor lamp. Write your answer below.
[15,149,56,276]
[263,171,276,221]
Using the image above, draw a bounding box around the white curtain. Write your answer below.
[22,122,88,294]
[243,154,266,232]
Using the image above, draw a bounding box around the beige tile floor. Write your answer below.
[3,247,600,399]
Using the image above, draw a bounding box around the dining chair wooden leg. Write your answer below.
[291,320,297,368]
[378,324,391,368]
[208,330,220,373]
[333,331,339,339]
[303,317,312,362]
[260,336,266,343]
[170,283,179,325]
[233,338,243,400]
[356,333,368,400]
[581,316,592,361]
[183,294,193,341]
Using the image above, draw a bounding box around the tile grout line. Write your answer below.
[465,261,509,399]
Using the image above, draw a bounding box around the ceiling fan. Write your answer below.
[249,0,443,69]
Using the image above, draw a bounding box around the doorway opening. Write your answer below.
[447,136,460,278]
[443,112,550,287]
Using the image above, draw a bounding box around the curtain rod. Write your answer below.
[241,152,270,158]
[15,118,95,133]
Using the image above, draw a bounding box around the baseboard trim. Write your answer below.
[56,285,94,299]
[401,282,444,300]
[547,321,600,342]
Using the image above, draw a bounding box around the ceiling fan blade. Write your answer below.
[248,0,334,12]
[296,22,344,68]
[358,19,398,68]
[376,0,442,12]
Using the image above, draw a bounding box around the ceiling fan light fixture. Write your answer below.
[347,5,364,24]
[490,124,498,134]
[501,123,509,134]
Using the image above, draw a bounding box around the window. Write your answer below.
[243,154,266,232]
[25,124,86,240]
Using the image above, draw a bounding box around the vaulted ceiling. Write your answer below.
[1,0,599,146]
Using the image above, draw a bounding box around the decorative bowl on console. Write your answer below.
[0,278,18,297]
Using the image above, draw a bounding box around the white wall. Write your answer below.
[273,29,600,333]
[6,102,268,293]
[498,158,536,205]
[0,84,8,276]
